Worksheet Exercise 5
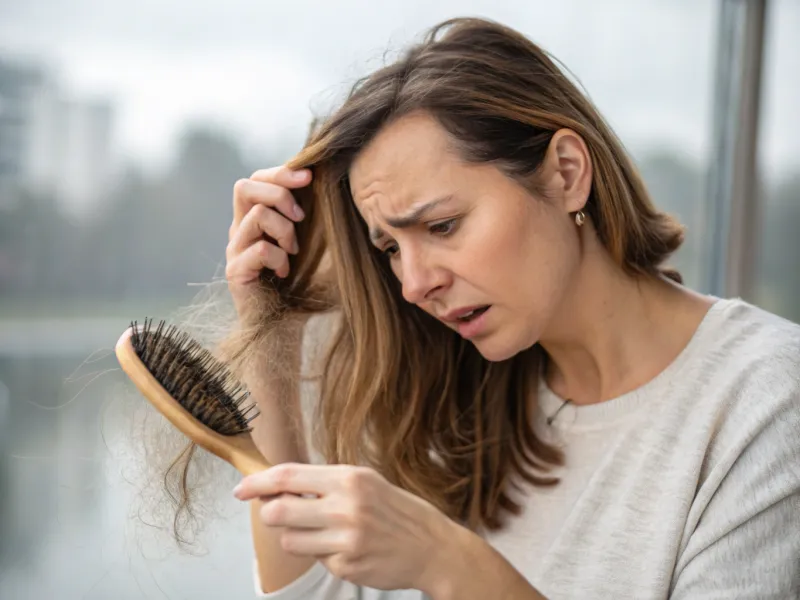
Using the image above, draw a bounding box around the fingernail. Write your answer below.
[293,204,305,220]
[292,169,308,182]
[232,484,243,498]
[291,238,300,254]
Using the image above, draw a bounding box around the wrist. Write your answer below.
[418,517,479,600]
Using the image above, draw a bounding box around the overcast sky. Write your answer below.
[0,0,797,179]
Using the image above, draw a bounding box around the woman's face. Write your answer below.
[349,112,590,362]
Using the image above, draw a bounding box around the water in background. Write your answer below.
[0,323,261,599]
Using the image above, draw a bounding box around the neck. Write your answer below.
[538,235,713,406]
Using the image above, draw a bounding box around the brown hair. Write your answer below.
[175,16,684,536]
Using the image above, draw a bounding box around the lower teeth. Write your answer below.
[460,307,487,322]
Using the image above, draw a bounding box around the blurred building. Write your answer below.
[0,57,114,218]
[0,59,43,206]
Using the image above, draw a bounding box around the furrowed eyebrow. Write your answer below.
[368,195,453,243]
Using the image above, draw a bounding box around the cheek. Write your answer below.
[462,207,575,305]
[459,210,536,282]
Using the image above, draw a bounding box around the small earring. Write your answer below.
[574,210,586,227]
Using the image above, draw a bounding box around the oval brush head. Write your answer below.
[115,318,271,476]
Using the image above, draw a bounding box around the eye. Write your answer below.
[429,218,459,236]
[381,243,399,258]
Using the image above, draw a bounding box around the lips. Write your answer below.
[442,305,491,323]
[454,305,491,339]
[456,306,490,322]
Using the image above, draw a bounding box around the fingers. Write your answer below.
[230,203,299,257]
[250,165,312,189]
[259,494,329,529]
[234,463,354,500]
[279,528,352,558]
[226,237,290,281]
[232,176,308,227]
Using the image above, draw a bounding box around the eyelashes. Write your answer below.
[380,217,460,257]
[428,218,458,236]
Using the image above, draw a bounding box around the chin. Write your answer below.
[471,336,525,362]
[471,327,539,362]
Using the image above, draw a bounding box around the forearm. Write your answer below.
[425,525,547,600]
[244,321,317,592]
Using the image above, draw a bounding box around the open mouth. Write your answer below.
[456,305,490,322]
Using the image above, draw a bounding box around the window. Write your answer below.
[754,0,800,323]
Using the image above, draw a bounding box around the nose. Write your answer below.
[399,247,448,305]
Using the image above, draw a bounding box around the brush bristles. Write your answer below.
[129,318,258,435]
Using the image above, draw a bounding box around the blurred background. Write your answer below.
[0,0,797,597]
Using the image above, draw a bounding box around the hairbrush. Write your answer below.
[114,318,271,476]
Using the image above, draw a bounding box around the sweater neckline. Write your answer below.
[537,296,737,429]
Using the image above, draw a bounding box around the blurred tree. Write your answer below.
[82,125,262,303]
[0,189,70,299]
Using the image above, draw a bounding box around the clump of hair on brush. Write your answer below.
[116,317,273,547]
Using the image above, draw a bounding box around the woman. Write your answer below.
[223,17,800,600]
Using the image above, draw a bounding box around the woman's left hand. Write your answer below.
[233,462,462,594]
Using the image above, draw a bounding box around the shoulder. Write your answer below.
[691,298,800,399]
[679,298,800,480]
[670,302,800,595]
[660,298,799,466]
[708,297,800,356]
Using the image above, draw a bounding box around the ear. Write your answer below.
[540,128,592,214]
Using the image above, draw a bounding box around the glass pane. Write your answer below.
[755,0,800,323]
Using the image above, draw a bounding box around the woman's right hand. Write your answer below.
[225,166,312,319]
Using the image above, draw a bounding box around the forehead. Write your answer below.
[349,113,459,214]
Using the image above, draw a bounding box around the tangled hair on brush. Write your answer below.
[159,16,685,540]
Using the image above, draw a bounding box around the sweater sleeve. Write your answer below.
[253,559,427,600]
[670,388,800,598]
